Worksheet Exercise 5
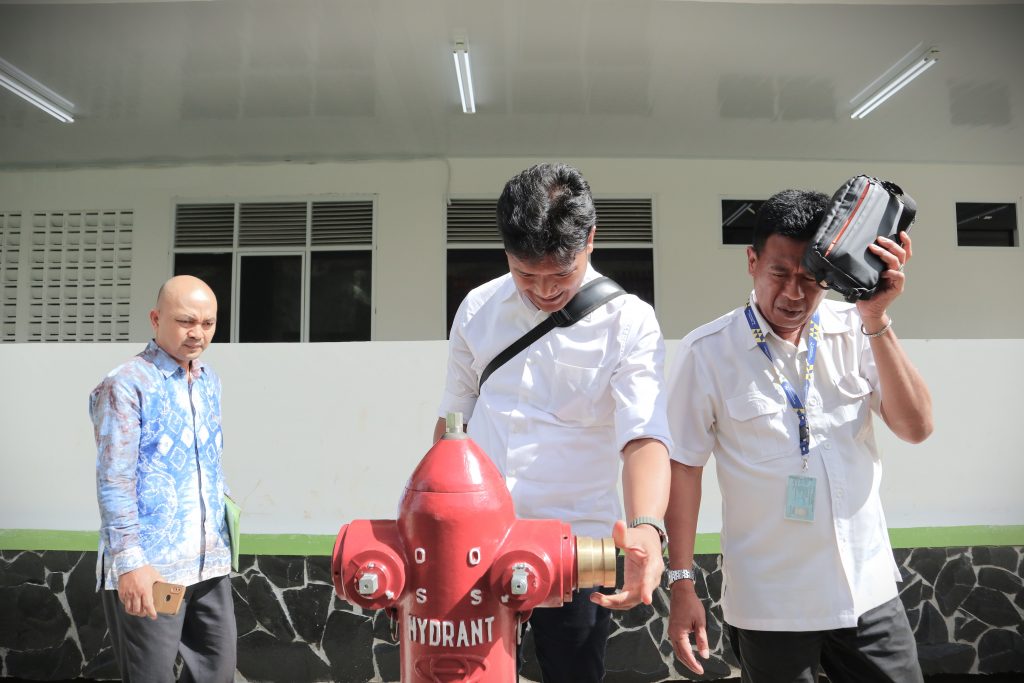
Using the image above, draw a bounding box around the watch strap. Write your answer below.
[667,568,696,585]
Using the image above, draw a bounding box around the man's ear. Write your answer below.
[586,226,596,254]
[149,308,160,334]
[746,246,757,276]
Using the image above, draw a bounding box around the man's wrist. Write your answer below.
[112,546,147,576]
[860,313,890,331]
[628,516,668,550]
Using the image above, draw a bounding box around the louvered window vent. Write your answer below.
[175,200,373,248]
[312,201,373,246]
[446,198,652,245]
[175,204,234,248]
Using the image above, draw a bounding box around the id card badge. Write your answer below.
[785,475,816,522]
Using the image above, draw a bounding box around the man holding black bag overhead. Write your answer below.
[665,188,933,682]
[434,163,671,682]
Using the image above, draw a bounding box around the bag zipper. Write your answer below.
[823,181,873,258]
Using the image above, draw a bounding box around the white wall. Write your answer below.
[1,340,1021,535]
[1,157,1022,537]
[1,157,1022,342]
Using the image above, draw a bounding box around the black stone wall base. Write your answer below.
[1,547,1022,681]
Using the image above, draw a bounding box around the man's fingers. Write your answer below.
[672,634,705,675]
[611,519,628,548]
[141,593,158,620]
[589,589,638,610]
[694,625,711,659]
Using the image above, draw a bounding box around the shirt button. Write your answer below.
[823,442,832,451]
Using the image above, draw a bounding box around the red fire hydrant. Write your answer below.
[332,414,617,682]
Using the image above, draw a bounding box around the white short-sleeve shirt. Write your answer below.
[439,264,672,538]
[667,293,902,631]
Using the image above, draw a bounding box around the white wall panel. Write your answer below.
[0,339,1020,535]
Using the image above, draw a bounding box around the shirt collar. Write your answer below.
[744,291,850,349]
[143,339,205,380]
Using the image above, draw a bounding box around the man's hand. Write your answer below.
[668,581,710,674]
[117,564,163,620]
[590,520,664,609]
[858,231,911,326]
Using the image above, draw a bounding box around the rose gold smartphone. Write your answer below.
[153,581,186,615]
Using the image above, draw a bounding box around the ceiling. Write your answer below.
[0,0,1021,169]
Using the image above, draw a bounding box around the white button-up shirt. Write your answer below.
[667,293,902,631]
[440,265,672,538]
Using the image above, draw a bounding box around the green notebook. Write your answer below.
[224,494,241,572]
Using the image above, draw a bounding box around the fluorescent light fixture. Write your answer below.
[850,48,938,119]
[0,57,75,123]
[452,41,476,114]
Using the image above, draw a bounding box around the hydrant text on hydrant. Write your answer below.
[407,614,496,648]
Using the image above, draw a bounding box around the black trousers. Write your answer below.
[729,596,923,683]
[101,574,237,683]
[521,587,614,683]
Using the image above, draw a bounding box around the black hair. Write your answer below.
[752,189,829,254]
[496,163,596,267]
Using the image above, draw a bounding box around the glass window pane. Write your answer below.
[173,252,232,342]
[445,247,655,336]
[590,248,654,307]
[721,199,764,245]
[956,202,1018,247]
[239,254,301,342]
[446,249,508,335]
[309,250,372,342]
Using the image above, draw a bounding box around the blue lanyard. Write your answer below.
[744,304,821,468]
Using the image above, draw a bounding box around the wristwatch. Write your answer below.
[628,516,668,550]
[667,568,697,585]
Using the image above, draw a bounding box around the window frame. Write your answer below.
[171,195,376,342]
[954,200,1019,249]
[443,194,656,334]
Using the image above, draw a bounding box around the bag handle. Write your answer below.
[478,276,626,390]
[881,179,917,233]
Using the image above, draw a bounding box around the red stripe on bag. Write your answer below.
[824,183,872,258]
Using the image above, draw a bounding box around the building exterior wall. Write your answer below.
[1,156,1022,679]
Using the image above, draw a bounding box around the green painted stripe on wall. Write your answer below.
[2,526,1021,556]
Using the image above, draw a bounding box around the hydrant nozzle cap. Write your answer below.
[444,412,468,439]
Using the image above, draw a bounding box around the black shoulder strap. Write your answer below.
[477,276,626,391]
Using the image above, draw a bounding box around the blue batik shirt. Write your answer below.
[90,339,231,589]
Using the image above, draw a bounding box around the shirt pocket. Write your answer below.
[545,359,605,424]
[723,391,792,462]
[829,374,873,434]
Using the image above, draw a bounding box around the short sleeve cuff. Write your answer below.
[670,446,712,467]
[112,546,147,576]
[616,426,673,456]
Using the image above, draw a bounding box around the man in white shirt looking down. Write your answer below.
[435,162,672,682]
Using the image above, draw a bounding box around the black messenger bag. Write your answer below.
[802,175,917,302]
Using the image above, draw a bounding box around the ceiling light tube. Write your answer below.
[850,49,938,119]
[453,42,476,114]
[0,58,75,123]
